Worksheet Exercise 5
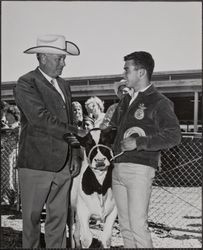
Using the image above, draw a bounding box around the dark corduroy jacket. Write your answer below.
[14,68,78,172]
[110,84,181,169]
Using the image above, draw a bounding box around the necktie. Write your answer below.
[50,79,66,102]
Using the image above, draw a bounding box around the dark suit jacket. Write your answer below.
[14,67,76,172]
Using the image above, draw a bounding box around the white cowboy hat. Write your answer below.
[113,79,128,96]
[24,34,80,55]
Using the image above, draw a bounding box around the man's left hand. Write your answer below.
[70,156,82,177]
[121,136,137,152]
[70,148,83,177]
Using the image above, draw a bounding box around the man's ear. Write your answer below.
[139,68,146,79]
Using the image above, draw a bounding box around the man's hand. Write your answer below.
[121,136,137,152]
[63,134,80,148]
[70,148,83,177]
[70,156,82,177]
[77,128,88,137]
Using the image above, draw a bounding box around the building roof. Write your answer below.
[1,69,202,102]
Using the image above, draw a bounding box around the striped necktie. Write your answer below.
[50,79,66,102]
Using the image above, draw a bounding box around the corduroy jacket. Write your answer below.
[14,68,78,172]
[110,84,181,169]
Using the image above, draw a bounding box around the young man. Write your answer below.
[14,34,83,248]
[110,51,181,248]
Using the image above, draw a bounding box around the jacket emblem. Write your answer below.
[134,103,146,120]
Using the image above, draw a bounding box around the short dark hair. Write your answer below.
[124,51,155,80]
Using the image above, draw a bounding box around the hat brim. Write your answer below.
[24,41,80,56]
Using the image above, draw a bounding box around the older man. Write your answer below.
[14,34,82,248]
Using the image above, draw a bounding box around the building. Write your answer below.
[1,69,202,132]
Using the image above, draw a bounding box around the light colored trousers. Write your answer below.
[112,163,155,248]
[19,164,71,248]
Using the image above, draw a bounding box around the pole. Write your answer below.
[194,91,198,132]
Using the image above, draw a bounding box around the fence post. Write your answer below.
[193,91,198,132]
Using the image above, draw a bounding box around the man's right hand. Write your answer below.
[63,133,80,148]
[77,128,88,137]
[121,136,137,151]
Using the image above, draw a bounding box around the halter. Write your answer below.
[87,143,124,165]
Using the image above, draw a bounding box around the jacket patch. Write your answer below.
[124,126,146,139]
[134,103,146,120]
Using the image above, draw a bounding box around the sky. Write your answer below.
[1,1,202,81]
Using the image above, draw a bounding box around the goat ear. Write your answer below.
[101,126,117,144]
[75,133,90,147]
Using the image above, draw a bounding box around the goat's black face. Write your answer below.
[77,127,117,171]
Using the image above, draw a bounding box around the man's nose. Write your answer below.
[60,59,66,67]
[122,72,127,79]
[1,117,7,124]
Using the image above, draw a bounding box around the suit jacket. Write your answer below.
[14,67,76,172]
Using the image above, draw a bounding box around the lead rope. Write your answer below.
[110,151,124,162]
[87,144,123,164]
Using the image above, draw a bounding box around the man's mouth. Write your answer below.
[57,68,63,72]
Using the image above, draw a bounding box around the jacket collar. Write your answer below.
[34,67,69,104]
[124,84,156,102]
[123,84,157,112]
[38,67,53,83]
[35,67,53,86]
[140,84,157,96]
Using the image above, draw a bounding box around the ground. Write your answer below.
[1,205,202,248]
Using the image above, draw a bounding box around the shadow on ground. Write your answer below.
[0,205,72,248]
[164,232,202,244]
[1,227,22,248]
[0,227,73,248]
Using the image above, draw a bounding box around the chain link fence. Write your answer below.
[149,134,202,234]
[1,129,202,233]
[1,128,19,207]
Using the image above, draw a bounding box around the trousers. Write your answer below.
[19,163,71,248]
[112,163,155,248]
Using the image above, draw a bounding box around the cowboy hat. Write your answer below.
[24,34,80,55]
[113,79,128,96]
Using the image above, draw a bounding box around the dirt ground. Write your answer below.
[1,205,202,248]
